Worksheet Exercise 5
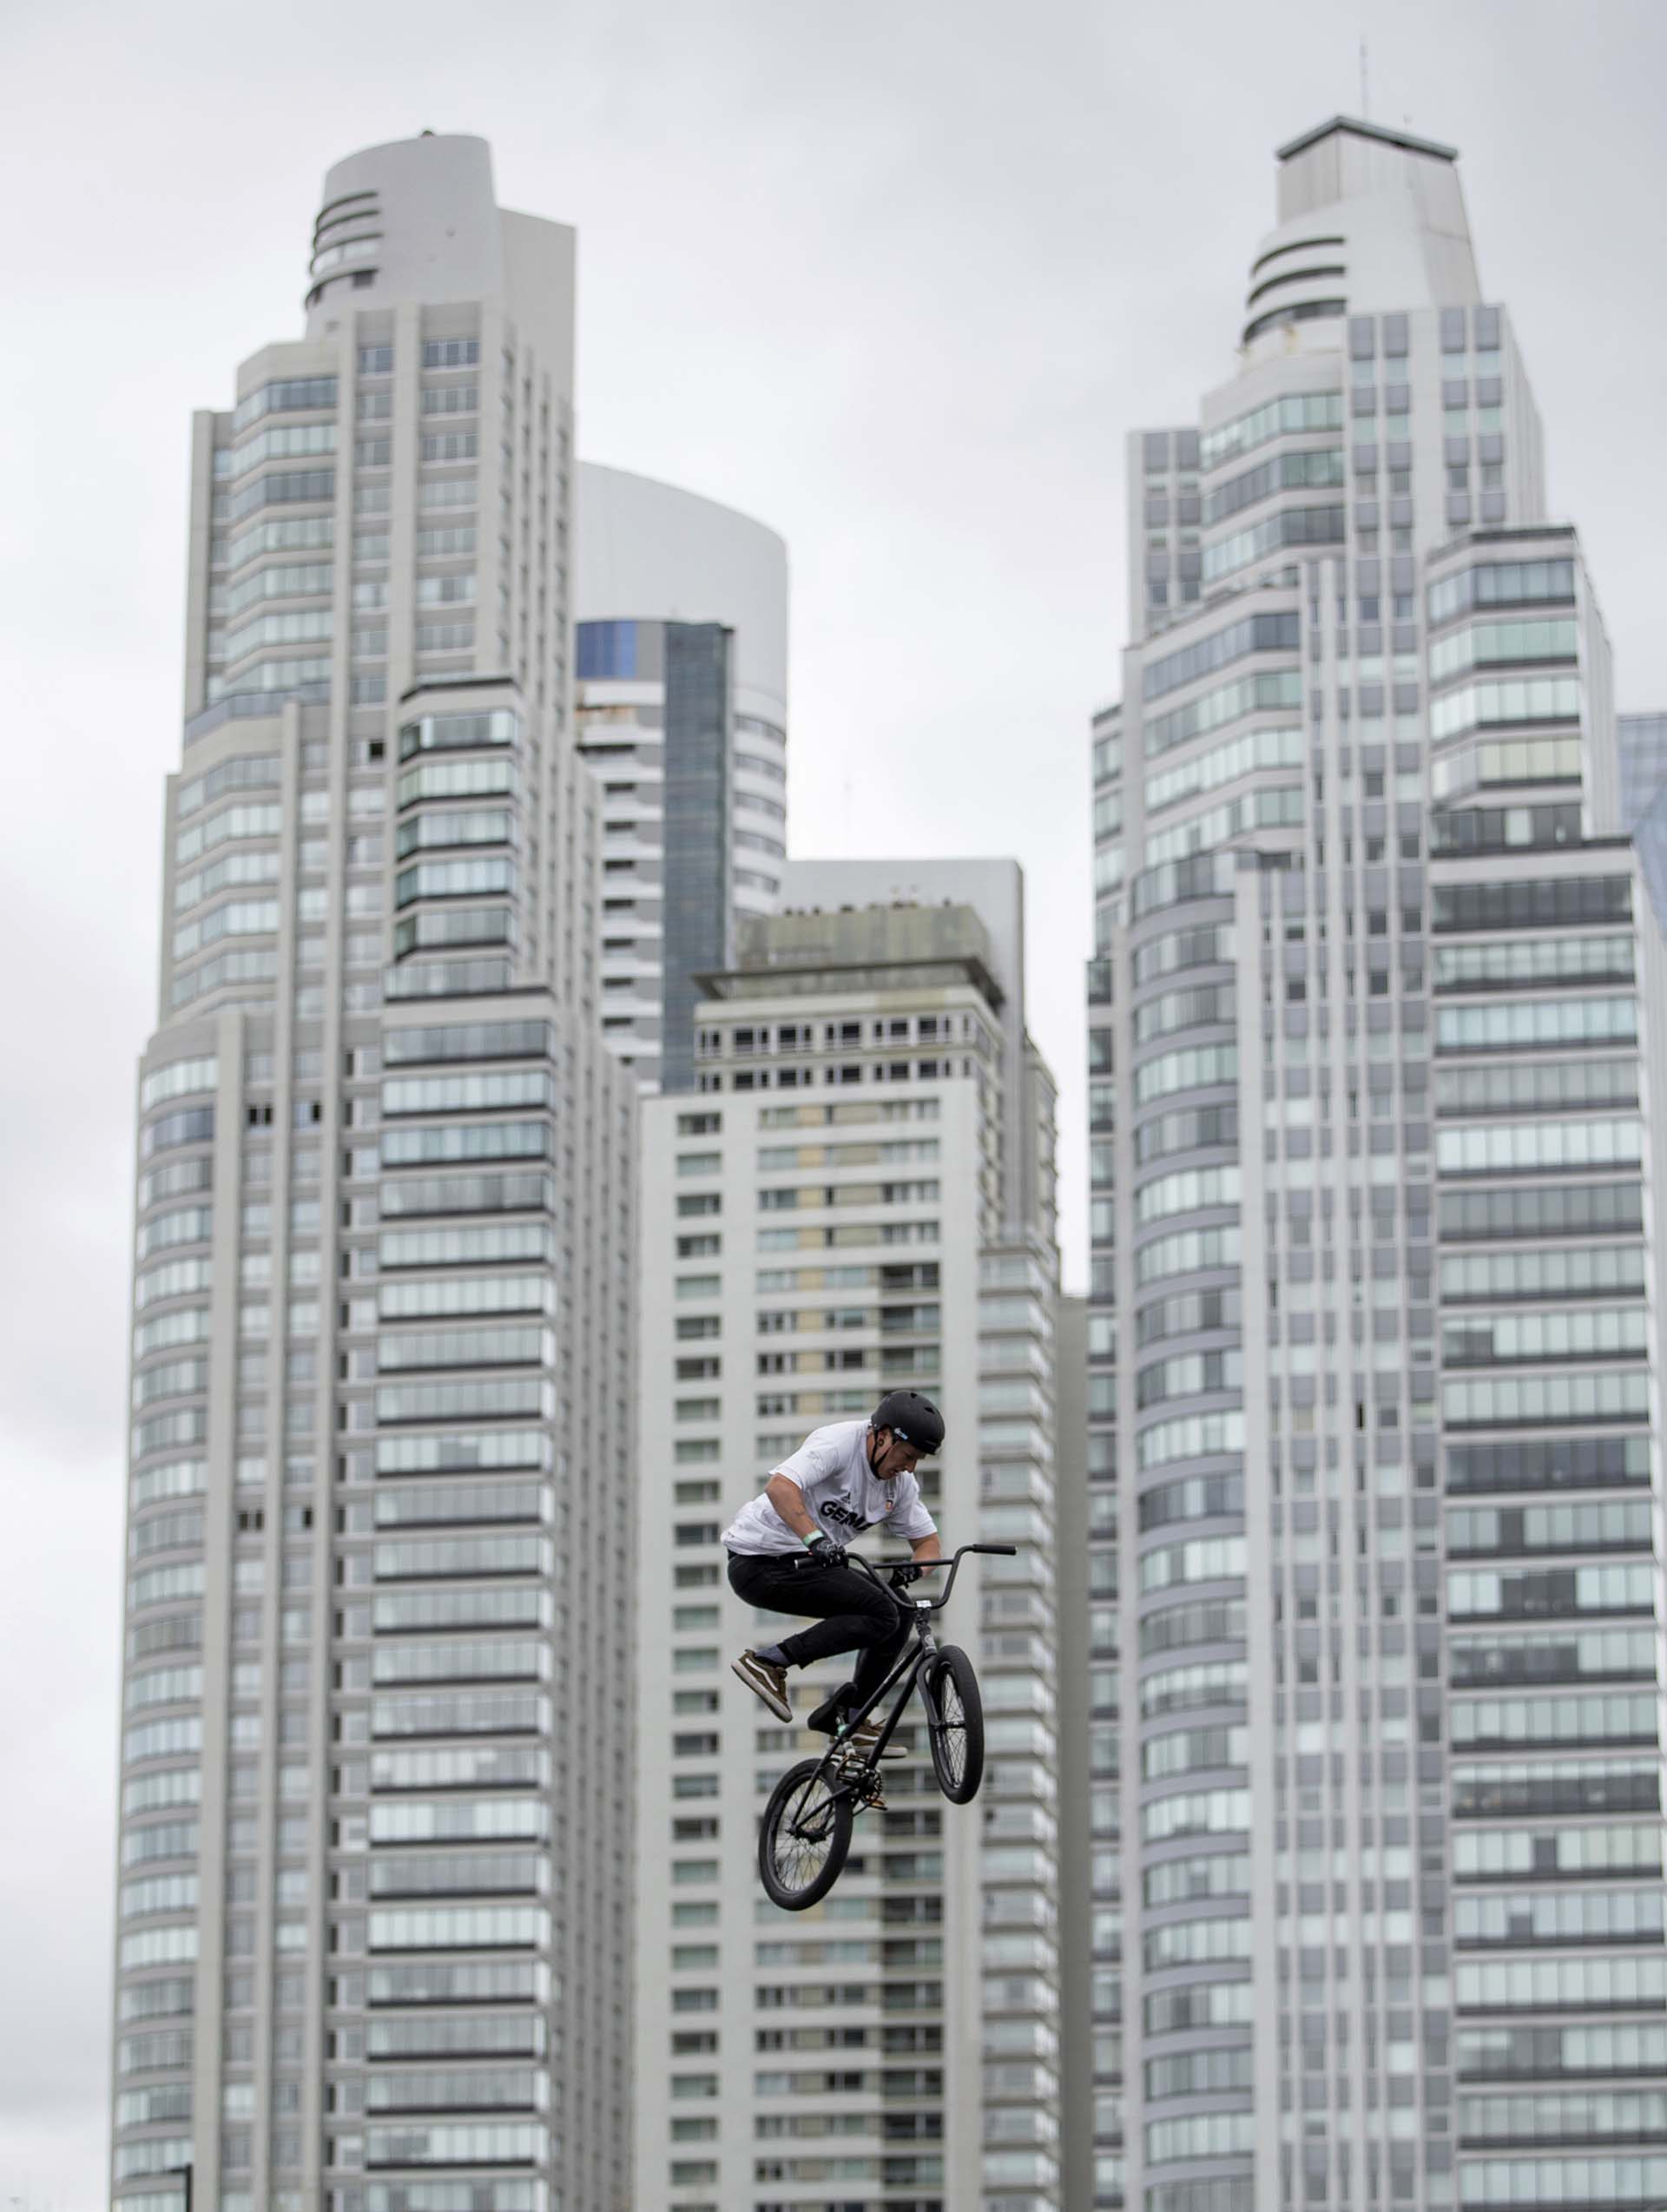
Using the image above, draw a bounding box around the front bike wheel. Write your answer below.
[925,1645,985,1804]
[759,1756,854,1910]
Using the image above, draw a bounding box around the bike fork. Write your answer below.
[914,1622,943,1723]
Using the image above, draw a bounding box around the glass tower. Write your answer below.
[573,460,790,1092]
[1088,118,1667,2211]
[111,135,636,2212]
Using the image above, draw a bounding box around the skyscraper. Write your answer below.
[574,461,790,1090]
[1088,119,1667,2211]
[112,135,636,2212]
[634,859,1071,2212]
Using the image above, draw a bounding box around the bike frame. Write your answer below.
[791,1543,1012,1794]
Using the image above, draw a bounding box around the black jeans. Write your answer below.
[728,1550,912,1708]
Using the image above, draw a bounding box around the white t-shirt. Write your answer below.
[722,1419,938,1557]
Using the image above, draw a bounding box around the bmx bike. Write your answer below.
[756,1541,1015,1911]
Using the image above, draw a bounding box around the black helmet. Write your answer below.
[870,1390,946,1456]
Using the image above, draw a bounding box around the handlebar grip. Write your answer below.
[970,1544,1018,1557]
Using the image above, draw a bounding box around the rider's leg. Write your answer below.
[848,1608,913,1708]
[728,1554,905,1689]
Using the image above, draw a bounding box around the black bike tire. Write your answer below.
[925,1645,985,1804]
[759,1756,854,1911]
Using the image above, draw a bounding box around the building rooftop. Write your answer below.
[1276,114,1459,166]
[701,899,1005,1010]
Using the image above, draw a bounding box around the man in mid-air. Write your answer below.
[724,1390,945,1758]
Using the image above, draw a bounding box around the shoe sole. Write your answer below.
[732,1656,793,1723]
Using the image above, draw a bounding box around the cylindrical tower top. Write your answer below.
[575,462,790,716]
[304,131,503,331]
[1239,113,1480,358]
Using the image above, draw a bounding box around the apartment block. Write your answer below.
[636,866,1070,2212]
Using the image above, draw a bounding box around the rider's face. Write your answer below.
[871,1427,920,1480]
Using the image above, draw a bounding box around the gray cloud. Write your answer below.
[4,0,1667,2198]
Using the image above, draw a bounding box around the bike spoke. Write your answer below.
[774,1775,839,1891]
[932,1675,967,1786]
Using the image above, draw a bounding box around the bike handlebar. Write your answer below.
[794,1540,1018,1612]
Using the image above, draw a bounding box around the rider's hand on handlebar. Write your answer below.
[804,1533,847,1570]
[888,1562,925,1588]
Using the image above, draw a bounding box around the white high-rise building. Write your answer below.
[575,462,789,1090]
[1088,117,1667,2212]
[635,859,1070,2212]
[110,135,637,2212]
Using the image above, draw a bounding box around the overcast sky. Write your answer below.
[3,0,1666,2198]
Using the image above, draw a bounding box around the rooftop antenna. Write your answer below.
[1359,36,1370,120]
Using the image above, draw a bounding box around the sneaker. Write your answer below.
[732,1650,793,1723]
[844,1714,908,1762]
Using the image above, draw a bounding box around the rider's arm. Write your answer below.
[765,1473,821,1545]
[910,1532,943,1564]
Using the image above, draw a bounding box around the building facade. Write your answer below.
[635,865,1069,2212]
[1088,119,1667,2211]
[1618,713,1667,938]
[575,461,789,1090]
[111,135,636,2212]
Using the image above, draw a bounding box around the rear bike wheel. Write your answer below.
[924,1645,985,1804]
[759,1756,854,1910]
